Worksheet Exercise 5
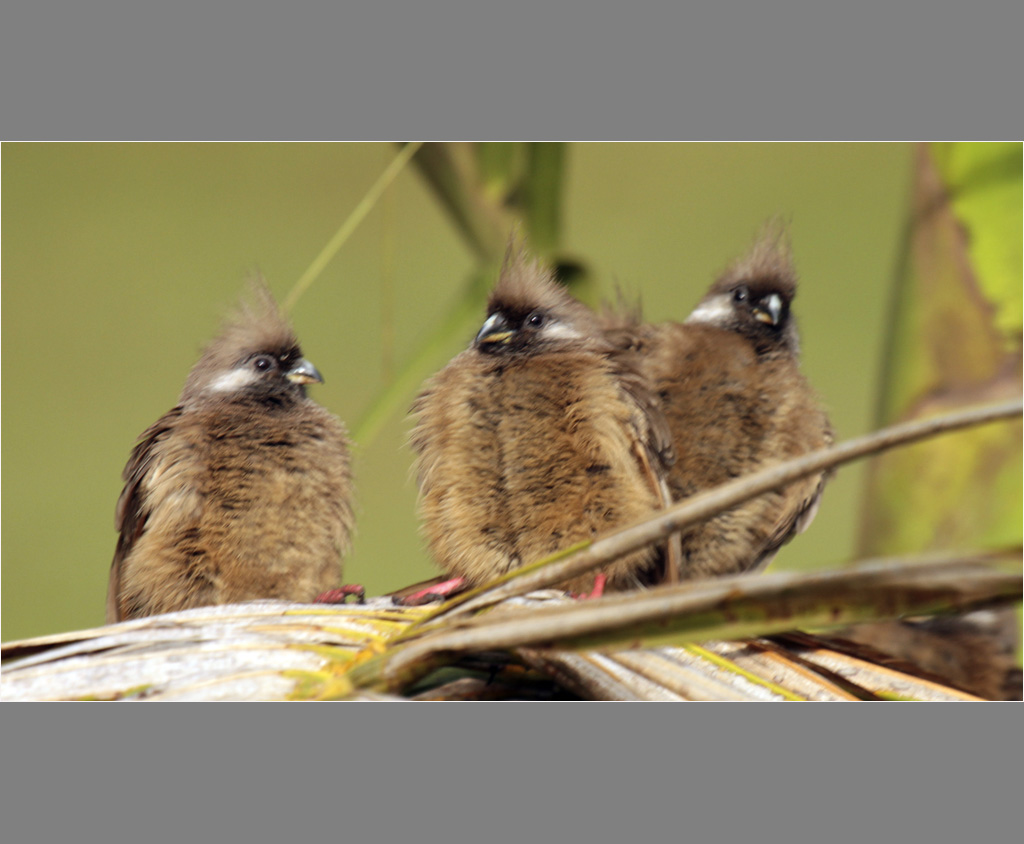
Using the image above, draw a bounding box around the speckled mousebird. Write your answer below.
[106,282,354,622]
[605,226,833,581]
[409,244,677,598]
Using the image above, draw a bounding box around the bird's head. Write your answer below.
[182,281,324,405]
[474,246,597,357]
[685,225,800,356]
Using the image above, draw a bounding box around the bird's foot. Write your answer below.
[393,577,466,606]
[570,573,607,600]
[314,584,366,605]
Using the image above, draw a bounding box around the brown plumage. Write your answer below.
[410,246,676,595]
[834,609,1022,701]
[106,283,354,622]
[606,228,833,581]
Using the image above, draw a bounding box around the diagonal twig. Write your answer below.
[283,142,423,312]
[351,552,1020,694]
[415,397,1022,623]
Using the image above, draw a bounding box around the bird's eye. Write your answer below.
[527,312,546,328]
[252,355,276,372]
[733,286,750,303]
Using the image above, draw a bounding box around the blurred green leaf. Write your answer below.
[352,264,498,447]
[411,143,512,262]
[862,143,1022,558]
[354,143,575,449]
[522,143,566,255]
[931,142,1022,342]
[476,142,524,199]
[866,421,1022,552]
[411,142,569,263]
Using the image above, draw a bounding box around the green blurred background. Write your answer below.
[2,143,924,640]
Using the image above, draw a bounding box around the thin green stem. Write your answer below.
[284,142,423,312]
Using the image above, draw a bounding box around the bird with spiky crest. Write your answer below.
[410,242,676,598]
[605,224,833,581]
[107,282,354,622]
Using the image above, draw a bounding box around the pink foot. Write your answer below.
[571,573,607,600]
[314,584,366,604]
[394,577,466,606]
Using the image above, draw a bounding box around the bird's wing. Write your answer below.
[754,470,832,575]
[612,355,683,583]
[755,415,835,573]
[611,346,675,472]
[106,407,184,622]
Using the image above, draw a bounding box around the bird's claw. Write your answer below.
[569,573,607,600]
[314,584,366,605]
[393,577,466,606]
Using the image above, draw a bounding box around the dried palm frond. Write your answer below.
[1,601,430,701]
[2,552,1017,701]
[3,398,1019,701]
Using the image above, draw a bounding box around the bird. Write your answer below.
[409,244,677,598]
[106,282,355,622]
[604,226,833,581]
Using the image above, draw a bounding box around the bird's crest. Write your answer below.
[182,279,301,399]
[710,220,797,303]
[488,240,594,328]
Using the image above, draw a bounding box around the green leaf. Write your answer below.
[862,143,1022,558]
[931,142,1022,342]
[522,143,566,255]
[353,143,575,449]
[352,264,498,448]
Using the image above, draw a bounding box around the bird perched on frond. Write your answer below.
[410,243,677,598]
[604,225,833,581]
[106,282,354,622]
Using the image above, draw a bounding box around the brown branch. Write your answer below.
[427,397,1022,620]
[368,552,1020,691]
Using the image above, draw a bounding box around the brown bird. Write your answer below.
[606,227,833,581]
[106,283,355,622]
[409,245,676,598]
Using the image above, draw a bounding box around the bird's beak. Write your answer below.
[754,293,783,326]
[475,313,514,347]
[286,358,324,385]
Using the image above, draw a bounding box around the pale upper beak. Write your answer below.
[475,312,514,347]
[754,293,783,326]
[286,358,324,385]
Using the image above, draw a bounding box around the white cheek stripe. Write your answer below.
[542,321,583,341]
[207,367,258,393]
[685,295,732,326]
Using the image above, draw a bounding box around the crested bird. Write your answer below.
[605,227,833,581]
[106,282,354,622]
[409,245,676,598]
